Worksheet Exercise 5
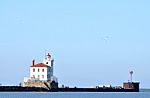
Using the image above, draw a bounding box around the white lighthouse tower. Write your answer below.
[43,53,54,78]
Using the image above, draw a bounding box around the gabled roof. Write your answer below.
[31,63,48,67]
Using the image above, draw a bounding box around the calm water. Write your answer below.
[0,92,150,98]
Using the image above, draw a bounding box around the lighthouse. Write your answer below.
[29,53,56,82]
[23,52,58,89]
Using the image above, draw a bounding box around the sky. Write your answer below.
[0,0,150,88]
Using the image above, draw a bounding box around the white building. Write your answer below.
[24,53,57,82]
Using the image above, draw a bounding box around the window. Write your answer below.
[42,69,44,72]
[46,62,48,64]
[38,69,40,72]
[42,75,44,79]
[33,75,35,78]
[33,68,35,72]
[38,75,40,79]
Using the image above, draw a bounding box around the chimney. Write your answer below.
[32,59,35,66]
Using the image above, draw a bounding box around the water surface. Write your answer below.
[0,92,150,98]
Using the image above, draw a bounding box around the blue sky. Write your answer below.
[0,0,150,88]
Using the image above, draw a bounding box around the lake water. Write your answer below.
[0,92,150,98]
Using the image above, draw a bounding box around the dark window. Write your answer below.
[42,69,44,72]
[33,68,35,72]
[38,69,40,72]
